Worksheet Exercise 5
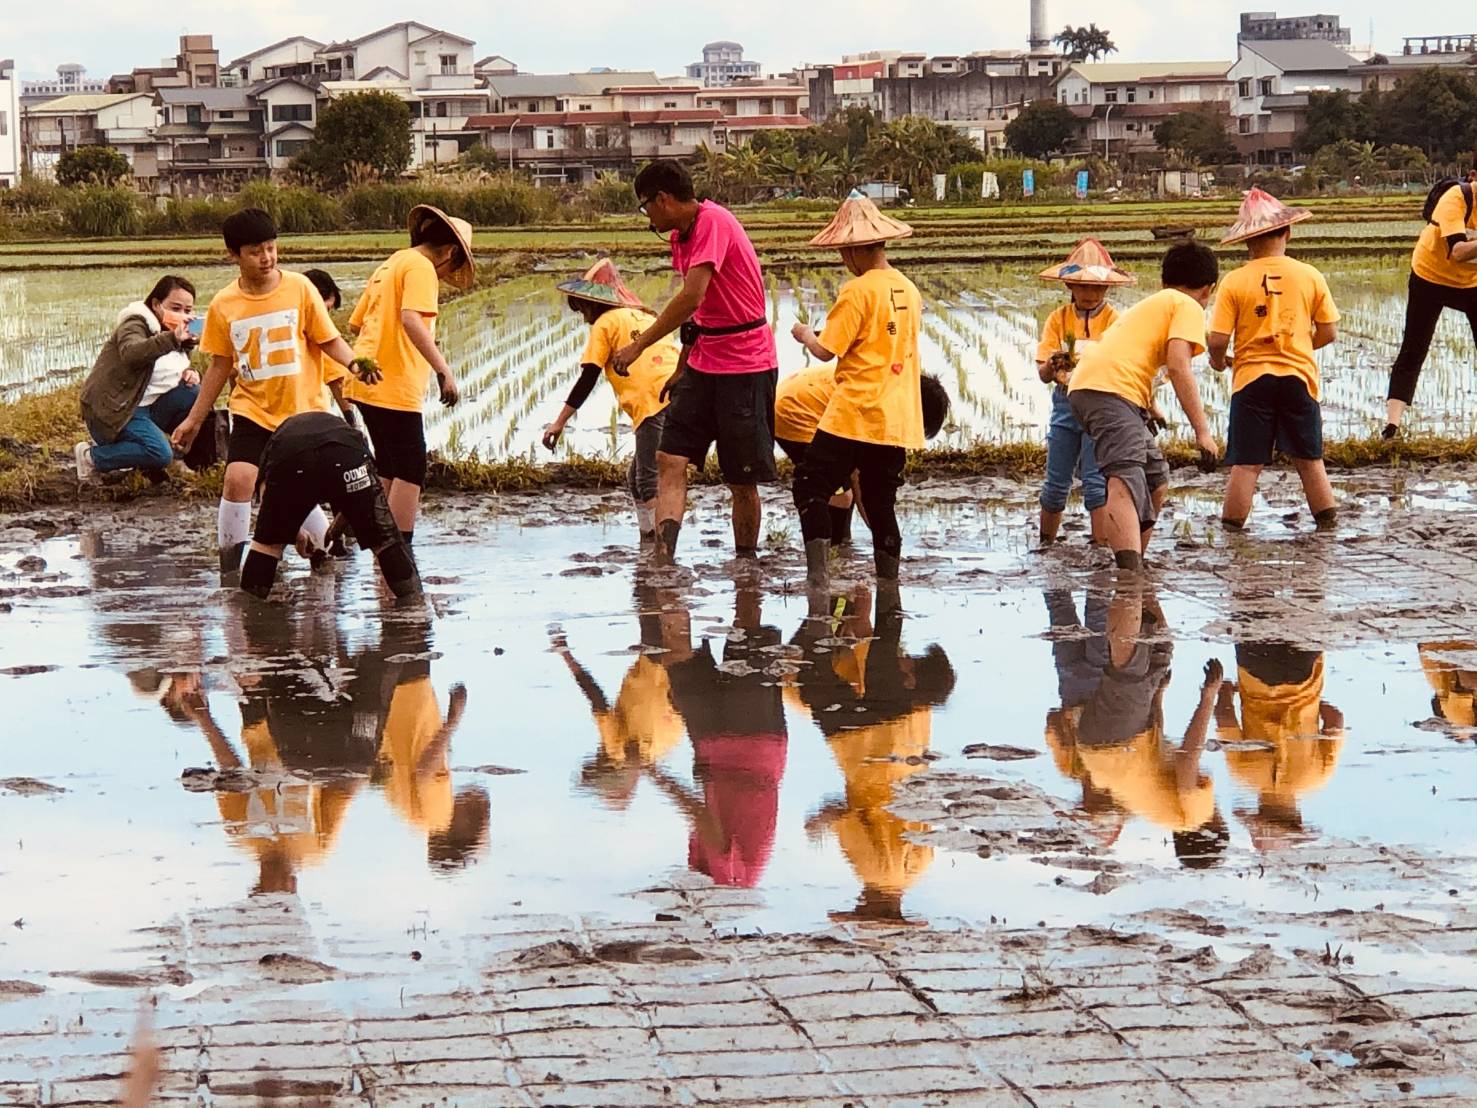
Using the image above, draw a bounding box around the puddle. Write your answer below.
[3,486,1477,1000]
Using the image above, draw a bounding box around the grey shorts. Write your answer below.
[1068,389,1170,530]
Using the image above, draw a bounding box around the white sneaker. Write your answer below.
[74,442,96,481]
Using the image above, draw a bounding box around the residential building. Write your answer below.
[1238,12,1352,44]
[697,84,809,146]
[1401,35,1477,56]
[475,56,519,81]
[0,60,19,187]
[254,78,319,171]
[809,54,1053,125]
[1359,49,1477,94]
[153,87,265,193]
[222,37,324,87]
[1054,62,1234,157]
[21,64,105,108]
[109,35,221,95]
[312,21,477,88]
[1229,39,1360,164]
[21,93,160,181]
[469,84,719,182]
[485,71,662,114]
[686,42,761,87]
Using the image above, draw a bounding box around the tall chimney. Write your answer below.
[1029,0,1051,52]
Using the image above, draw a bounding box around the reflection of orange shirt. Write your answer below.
[1420,642,1477,728]
[594,657,683,765]
[216,720,357,869]
[376,678,452,834]
[1077,729,1214,832]
[825,709,934,896]
[1222,656,1342,804]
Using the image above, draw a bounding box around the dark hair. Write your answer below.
[1161,241,1218,290]
[1173,810,1230,870]
[1245,225,1291,248]
[410,210,467,271]
[222,207,277,253]
[145,274,195,309]
[633,159,695,203]
[567,295,612,322]
[921,373,950,440]
[427,787,491,871]
[303,268,340,309]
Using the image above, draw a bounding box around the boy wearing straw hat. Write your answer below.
[346,204,473,546]
[542,259,680,540]
[789,194,922,595]
[1036,239,1134,546]
[1068,242,1221,572]
[1208,188,1339,531]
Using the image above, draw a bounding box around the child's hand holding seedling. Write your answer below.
[349,356,383,386]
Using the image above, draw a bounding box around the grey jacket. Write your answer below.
[80,308,186,442]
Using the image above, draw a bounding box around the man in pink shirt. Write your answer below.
[612,160,779,565]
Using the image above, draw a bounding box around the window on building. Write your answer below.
[271,103,312,122]
[440,54,458,75]
[1126,88,1137,103]
[528,101,539,111]
[1104,88,1118,103]
[1238,78,1253,98]
[275,139,310,157]
[217,111,235,120]
[543,129,555,149]
[186,105,202,124]
[1238,116,1253,134]
[436,101,449,118]
[578,103,592,111]
[414,51,427,65]
[1258,77,1274,96]
[664,100,677,108]
[0,111,7,137]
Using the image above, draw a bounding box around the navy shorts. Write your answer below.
[659,368,778,485]
[1227,374,1322,466]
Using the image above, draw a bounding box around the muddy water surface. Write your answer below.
[4,482,1476,999]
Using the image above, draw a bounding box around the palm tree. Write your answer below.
[726,145,768,203]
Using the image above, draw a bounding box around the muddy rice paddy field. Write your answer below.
[4,200,1477,1104]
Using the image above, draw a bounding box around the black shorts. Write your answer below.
[775,436,808,465]
[1226,374,1323,466]
[254,439,399,552]
[226,414,273,467]
[659,368,778,485]
[356,402,427,486]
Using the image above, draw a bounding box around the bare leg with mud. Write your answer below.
[653,451,689,565]
[1222,465,1262,528]
[1140,485,1167,555]
[1293,457,1338,528]
[1101,477,1144,570]
[730,484,761,557]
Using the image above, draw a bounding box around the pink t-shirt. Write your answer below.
[671,200,777,374]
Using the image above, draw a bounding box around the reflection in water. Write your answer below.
[1419,642,1477,736]
[173,606,488,894]
[1044,584,1229,868]
[793,589,956,924]
[1216,645,1344,849]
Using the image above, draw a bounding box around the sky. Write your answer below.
[0,1,1462,81]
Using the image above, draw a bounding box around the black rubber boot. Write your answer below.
[805,538,830,591]
[1381,423,1399,441]
[828,505,854,546]
[874,550,901,581]
[219,541,247,583]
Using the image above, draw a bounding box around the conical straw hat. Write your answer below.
[408,204,476,289]
[1220,187,1311,245]
[555,258,649,311]
[1039,238,1136,287]
[809,195,913,248]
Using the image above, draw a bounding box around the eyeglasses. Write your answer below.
[637,194,656,215]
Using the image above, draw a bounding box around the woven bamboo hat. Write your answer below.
[809,192,913,248]
[555,258,648,311]
[408,204,476,289]
[1039,238,1136,287]
[1220,187,1311,245]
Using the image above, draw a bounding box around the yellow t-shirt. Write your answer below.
[347,248,441,413]
[1419,642,1477,728]
[817,267,925,448]
[1076,729,1215,833]
[1222,656,1342,808]
[1036,302,1120,363]
[201,270,345,432]
[1209,257,1339,400]
[579,307,677,429]
[774,366,836,445]
[376,677,453,835]
[1412,184,1477,289]
[593,656,684,766]
[1068,288,1206,411]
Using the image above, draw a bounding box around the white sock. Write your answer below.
[636,504,655,534]
[301,505,330,550]
[218,499,251,551]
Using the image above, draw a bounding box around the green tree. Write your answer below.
[291,91,413,187]
[1055,24,1118,63]
[1154,106,1237,166]
[1371,67,1477,160]
[1004,102,1080,159]
[1297,89,1374,156]
[56,145,130,187]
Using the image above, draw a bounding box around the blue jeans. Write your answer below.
[1040,386,1106,512]
[87,383,199,473]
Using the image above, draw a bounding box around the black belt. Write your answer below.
[680,318,767,346]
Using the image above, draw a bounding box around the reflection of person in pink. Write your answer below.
[642,586,788,888]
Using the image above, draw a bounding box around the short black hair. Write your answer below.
[1161,241,1218,290]
[633,160,695,203]
[1245,226,1291,248]
[302,268,340,309]
[222,207,277,253]
[410,210,468,272]
[921,373,950,440]
[145,274,195,309]
[567,295,613,321]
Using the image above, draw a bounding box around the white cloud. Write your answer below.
[2,0,1467,81]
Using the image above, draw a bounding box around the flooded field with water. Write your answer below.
[4,248,1476,459]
